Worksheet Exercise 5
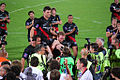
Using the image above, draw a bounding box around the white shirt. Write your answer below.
[24,66,44,80]
[79,69,93,80]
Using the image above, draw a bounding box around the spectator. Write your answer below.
[56,47,74,78]
[0,49,10,67]
[1,61,10,68]
[3,71,16,80]
[76,58,93,80]
[47,59,66,80]
[0,3,10,49]
[25,11,37,44]
[50,69,60,80]
[0,66,10,80]
[63,14,78,59]
[24,56,43,80]
[111,67,120,80]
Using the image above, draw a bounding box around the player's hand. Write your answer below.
[56,57,61,62]
[64,58,68,66]
[32,20,34,24]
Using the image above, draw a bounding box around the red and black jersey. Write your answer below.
[34,16,52,41]
[110,3,120,19]
[0,10,10,30]
[50,14,61,28]
[63,22,78,42]
[25,18,37,36]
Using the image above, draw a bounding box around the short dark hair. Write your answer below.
[62,47,70,56]
[1,61,10,66]
[32,35,41,41]
[50,59,60,71]
[57,31,65,37]
[43,6,51,12]
[79,58,88,67]
[10,66,21,76]
[30,56,39,67]
[90,43,99,51]
[50,69,60,80]
[4,71,16,80]
[51,8,56,11]
[34,44,45,52]
[111,67,120,79]
[68,14,73,18]
[0,3,6,6]
[11,60,22,71]
[28,11,34,15]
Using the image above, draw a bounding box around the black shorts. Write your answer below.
[27,35,30,42]
[0,28,8,36]
[67,40,77,48]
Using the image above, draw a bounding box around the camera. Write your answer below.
[85,38,91,50]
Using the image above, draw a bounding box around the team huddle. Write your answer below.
[0,1,120,80]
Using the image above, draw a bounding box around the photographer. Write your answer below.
[89,43,104,80]
[106,18,117,48]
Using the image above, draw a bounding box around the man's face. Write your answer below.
[52,10,56,16]
[40,47,45,55]
[43,10,51,18]
[36,37,41,45]
[0,4,6,10]
[68,16,73,24]
[96,39,101,47]
[32,41,36,47]
[90,46,94,53]
[58,35,65,42]
[111,39,116,46]
[115,0,119,4]
[29,13,34,19]
[76,60,82,70]
[112,19,117,27]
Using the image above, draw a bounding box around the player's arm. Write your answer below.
[111,30,118,39]
[30,27,36,41]
[26,20,34,29]
[21,58,25,72]
[106,32,112,37]
[65,27,76,36]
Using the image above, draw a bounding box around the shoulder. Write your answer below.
[4,10,9,14]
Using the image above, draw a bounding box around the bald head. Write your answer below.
[81,48,88,58]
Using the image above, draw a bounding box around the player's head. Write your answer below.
[111,38,119,46]
[0,3,6,10]
[57,31,65,42]
[112,17,117,27]
[43,6,51,18]
[32,35,41,45]
[114,0,119,4]
[68,14,73,24]
[28,11,34,19]
[51,8,56,16]
[117,20,120,31]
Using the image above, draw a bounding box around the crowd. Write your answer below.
[0,0,120,80]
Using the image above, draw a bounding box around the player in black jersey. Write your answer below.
[63,15,78,58]
[50,8,62,33]
[25,11,37,44]
[110,0,120,20]
[0,3,10,49]
[106,18,117,48]
[30,6,56,42]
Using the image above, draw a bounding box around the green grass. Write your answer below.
[1,0,119,67]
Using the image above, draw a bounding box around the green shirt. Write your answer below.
[115,49,120,59]
[59,56,74,76]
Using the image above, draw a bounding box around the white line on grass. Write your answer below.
[10,0,64,13]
